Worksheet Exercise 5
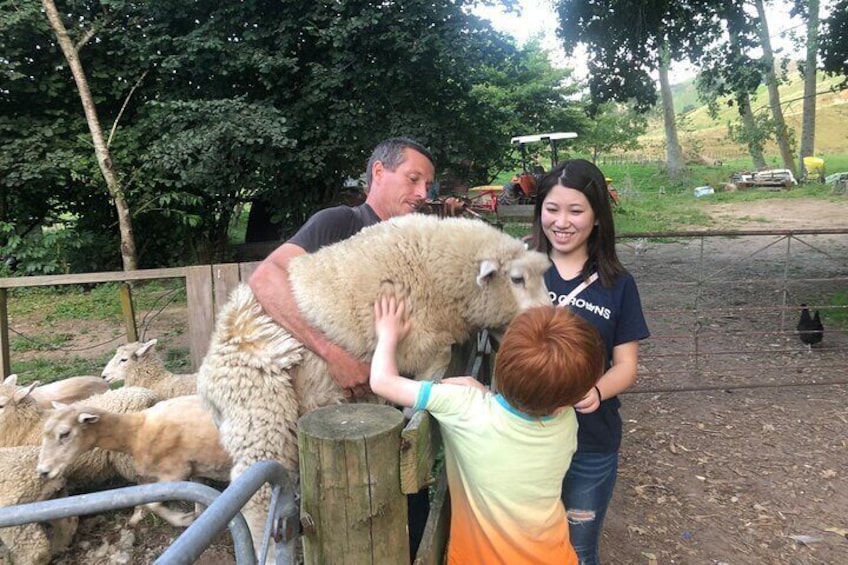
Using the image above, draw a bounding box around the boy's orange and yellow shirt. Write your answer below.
[413,381,578,565]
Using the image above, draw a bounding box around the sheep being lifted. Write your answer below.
[197,214,552,550]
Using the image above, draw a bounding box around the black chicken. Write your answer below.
[796,304,824,351]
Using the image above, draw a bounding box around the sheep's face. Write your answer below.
[37,407,98,480]
[101,345,134,383]
[0,381,37,425]
[101,339,157,383]
[470,248,551,330]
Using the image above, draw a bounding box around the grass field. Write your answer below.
[495,157,848,234]
[601,159,847,233]
[645,70,848,158]
[8,280,188,383]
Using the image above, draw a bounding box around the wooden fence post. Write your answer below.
[119,283,138,342]
[184,265,214,370]
[0,288,8,378]
[298,404,409,565]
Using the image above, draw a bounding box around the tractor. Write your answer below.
[501,132,578,204]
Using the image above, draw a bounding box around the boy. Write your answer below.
[371,296,604,564]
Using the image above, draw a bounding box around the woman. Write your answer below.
[530,159,650,564]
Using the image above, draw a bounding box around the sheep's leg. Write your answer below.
[420,347,452,382]
[147,502,196,527]
[127,501,195,528]
[127,504,147,527]
[225,409,299,562]
[47,515,78,554]
[209,366,301,563]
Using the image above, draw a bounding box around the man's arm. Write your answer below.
[248,242,370,396]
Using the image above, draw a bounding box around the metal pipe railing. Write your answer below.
[158,460,296,565]
[0,460,296,565]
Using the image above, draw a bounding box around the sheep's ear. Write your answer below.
[14,381,39,403]
[476,260,499,287]
[78,412,100,425]
[135,339,158,358]
[3,374,18,387]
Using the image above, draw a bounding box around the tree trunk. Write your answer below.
[726,23,767,169]
[42,0,138,271]
[799,0,820,179]
[658,44,686,178]
[738,92,767,169]
[754,0,796,177]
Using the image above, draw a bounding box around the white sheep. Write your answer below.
[0,378,44,447]
[38,394,232,528]
[0,387,158,564]
[0,380,158,460]
[4,374,108,408]
[101,339,196,398]
[0,446,75,565]
[197,214,551,555]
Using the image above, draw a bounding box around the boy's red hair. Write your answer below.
[495,306,603,417]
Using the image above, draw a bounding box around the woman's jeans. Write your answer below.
[562,450,619,565]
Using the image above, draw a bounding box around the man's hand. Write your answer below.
[324,346,371,399]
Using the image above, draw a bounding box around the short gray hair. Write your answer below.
[365,137,434,189]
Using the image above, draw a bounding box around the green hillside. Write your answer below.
[640,71,848,160]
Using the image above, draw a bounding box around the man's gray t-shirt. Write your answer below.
[287,203,381,252]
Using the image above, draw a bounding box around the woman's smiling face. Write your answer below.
[540,184,596,257]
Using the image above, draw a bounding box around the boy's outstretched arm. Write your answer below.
[371,294,422,408]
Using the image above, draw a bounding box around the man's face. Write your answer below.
[372,148,435,217]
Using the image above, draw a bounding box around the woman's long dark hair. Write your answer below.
[530,159,625,287]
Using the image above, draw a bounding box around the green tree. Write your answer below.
[461,40,586,184]
[695,1,769,168]
[753,0,796,176]
[553,0,723,178]
[820,0,848,82]
[3,0,581,268]
[42,0,138,270]
[574,102,647,162]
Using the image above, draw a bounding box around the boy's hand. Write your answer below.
[373,294,412,343]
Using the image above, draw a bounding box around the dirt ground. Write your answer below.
[603,198,848,565]
[3,198,847,564]
[704,198,848,231]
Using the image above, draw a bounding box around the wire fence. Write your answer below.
[616,229,848,394]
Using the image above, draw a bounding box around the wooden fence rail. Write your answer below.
[0,261,260,377]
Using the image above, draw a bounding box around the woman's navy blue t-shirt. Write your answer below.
[545,267,650,453]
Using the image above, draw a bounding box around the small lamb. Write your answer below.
[38,394,232,527]
[4,374,108,408]
[101,339,196,399]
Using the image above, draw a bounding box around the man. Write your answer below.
[248,136,435,399]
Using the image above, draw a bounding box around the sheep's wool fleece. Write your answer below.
[288,213,552,375]
[200,213,553,427]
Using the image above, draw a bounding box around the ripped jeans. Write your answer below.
[561,450,619,565]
